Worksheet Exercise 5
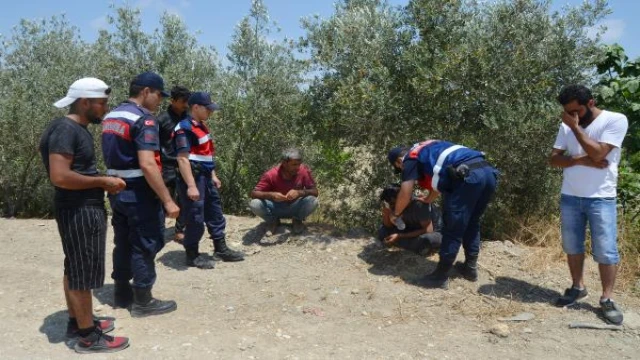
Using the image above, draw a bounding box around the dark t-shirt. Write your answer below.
[39,117,104,208]
[157,105,187,168]
[402,200,443,232]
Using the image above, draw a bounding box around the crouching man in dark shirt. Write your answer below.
[378,184,442,256]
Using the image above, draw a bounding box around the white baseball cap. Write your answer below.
[53,77,111,108]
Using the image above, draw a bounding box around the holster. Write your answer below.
[446,160,490,180]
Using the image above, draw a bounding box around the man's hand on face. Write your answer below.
[561,111,580,129]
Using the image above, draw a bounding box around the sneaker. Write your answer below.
[74,328,129,354]
[66,316,115,338]
[555,287,588,307]
[600,299,623,325]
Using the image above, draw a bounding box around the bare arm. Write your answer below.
[382,206,393,227]
[177,153,196,188]
[138,150,178,217]
[251,190,288,202]
[177,153,202,201]
[393,180,414,218]
[549,148,608,169]
[562,111,615,162]
[49,153,125,193]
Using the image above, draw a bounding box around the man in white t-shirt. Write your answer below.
[549,84,628,325]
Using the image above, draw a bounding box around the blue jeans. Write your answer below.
[248,197,318,223]
[178,173,226,252]
[560,194,619,265]
[109,187,165,288]
[440,165,498,265]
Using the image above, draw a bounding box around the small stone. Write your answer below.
[523,328,533,334]
[361,311,368,316]
[351,289,360,295]
[489,324,510,338]
[498,312,535,322]
[182,343,192,347]
[152,345,160,351]
[94,305,104,313]
[226,306,235,312]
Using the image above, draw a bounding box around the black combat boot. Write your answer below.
[185,248,215,269]
[416,261,453,289]
[113,281,133,308]
[455,255,479,282]
[213,237,244,262]
[130,287,177,318]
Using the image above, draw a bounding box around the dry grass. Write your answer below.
[507,215,640,292]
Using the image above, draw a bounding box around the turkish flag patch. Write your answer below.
[144,119,154,126]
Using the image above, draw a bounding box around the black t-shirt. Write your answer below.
[402,200,443,232]
[39,117,104,208]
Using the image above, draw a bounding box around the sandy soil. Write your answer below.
[0,216,639,360]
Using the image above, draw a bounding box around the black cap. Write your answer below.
[132,72,169,97]
[388,146,407,174]
[188,92,221,111]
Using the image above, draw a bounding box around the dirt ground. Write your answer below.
[1,216,639,360]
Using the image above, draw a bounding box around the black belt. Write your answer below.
[447,159,491,180]
[460,160,491,171]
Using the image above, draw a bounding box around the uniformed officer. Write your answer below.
[174,92,244,269]
[102,72,179,317]
[388,140,498,289]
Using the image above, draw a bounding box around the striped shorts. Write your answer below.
[55,205,107,290]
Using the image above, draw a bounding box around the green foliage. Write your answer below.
[301,0,609,234]
[0,0,629,245]
[215,0,310,213]
[594,44,640,220]
[0,16,89,216]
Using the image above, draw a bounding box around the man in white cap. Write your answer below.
[39,77,130,353]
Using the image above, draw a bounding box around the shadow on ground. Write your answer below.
[358,242,437,285]
[93,283,116,307]
[39,310,73,348]
[157,250,190,271]
[242,221,374,247]
[478,276,562,304]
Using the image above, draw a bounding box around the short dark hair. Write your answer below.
[129,83,146,98]
[380,183,401,203]
[557,85,593,106]
[170,86,191,100]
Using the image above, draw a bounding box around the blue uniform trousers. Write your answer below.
[178,172,226,252]
[109,185,165,288]
[439,162,498,265]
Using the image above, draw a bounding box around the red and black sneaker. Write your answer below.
[74,328,129,354]
[66,316,115,338]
